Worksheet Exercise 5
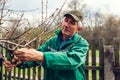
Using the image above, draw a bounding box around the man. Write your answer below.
[4,9,89,80]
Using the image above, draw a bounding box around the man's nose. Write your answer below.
[63,22,69,27]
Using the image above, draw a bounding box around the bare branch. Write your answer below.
[4,13,24,39]
[11,28,31,40]
[45,0,66,29]
[0,40,24,47]
[24,25,59,47]
[0,0,6,25]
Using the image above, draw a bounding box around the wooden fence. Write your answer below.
[0,39,120,80]
[85,39,104,80]
[113,39,120,80]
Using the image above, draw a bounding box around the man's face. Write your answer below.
[61,15,80,39]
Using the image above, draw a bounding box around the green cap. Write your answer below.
[64,10,83,21]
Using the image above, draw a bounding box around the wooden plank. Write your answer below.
[13,67,16,80]
[86,51,89,80]
[4,69,7,80]
[22,68,26,80]
[113,39,120,80]
[91,40,97,80]
[18,68,21,80]
[0,62,3,80]
[38,66,42,80]
[98,39,104,80]
[8,72,12,80]
[113,39,119,67]
[0,46,3,80]
[85,66,103,70]
[33,67,36,80]
[27,67,31,80]
[113,67,120,71]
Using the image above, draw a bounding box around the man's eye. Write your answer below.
[70,21,75,25]
[64,19,68,22]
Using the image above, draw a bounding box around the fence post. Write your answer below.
[104,45,114,80]
[113,38,120,80]
[0,45,3,80]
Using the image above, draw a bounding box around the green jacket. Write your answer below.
[17,30,89,80]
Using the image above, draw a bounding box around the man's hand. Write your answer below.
[11,56,22,66]
[3,58,13,72]
[13,48,44,62]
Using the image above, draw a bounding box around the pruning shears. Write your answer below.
[0,44,16,64]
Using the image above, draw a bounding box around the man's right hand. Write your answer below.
[3,58,13,72]
[3,56,22,72]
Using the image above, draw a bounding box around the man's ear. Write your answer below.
[78,27,82,31]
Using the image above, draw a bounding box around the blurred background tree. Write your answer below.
[0,0,120,48]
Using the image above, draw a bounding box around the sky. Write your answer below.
[9,0,120,14]
[8,0,120,23]
[83,0,120,15]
